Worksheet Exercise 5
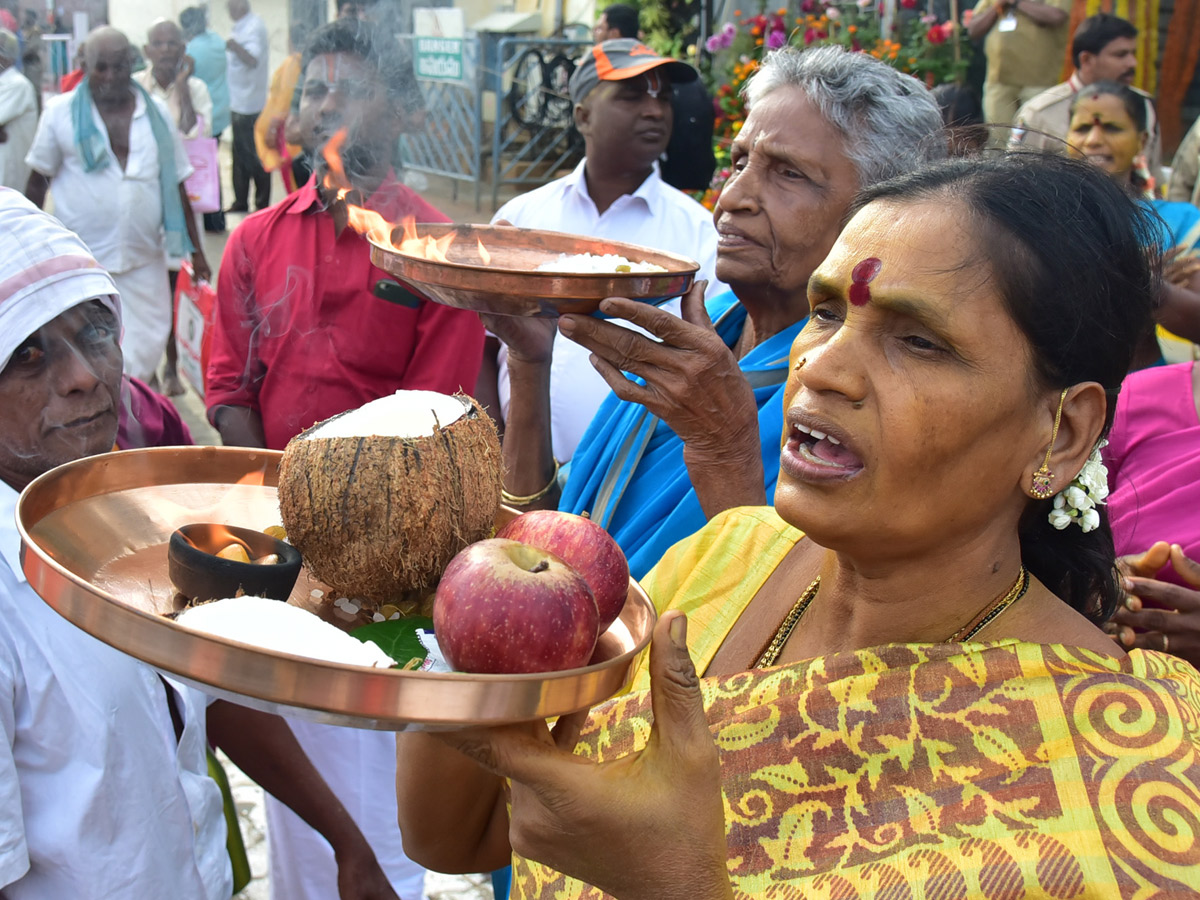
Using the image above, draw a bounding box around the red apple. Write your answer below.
[495,510,629,631]
[433,538,599,674]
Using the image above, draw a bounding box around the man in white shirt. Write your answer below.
[136,17,214,395]
[24,26,211,384]
[225,0,269,212]
[0,29,35,190]
[137,19,213,139]
[485,38,723,463]
[0,187,399,900]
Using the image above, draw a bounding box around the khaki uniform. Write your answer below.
[974,0,1072,129]
[1010,73,1162,182]
[1168,117,1200,206]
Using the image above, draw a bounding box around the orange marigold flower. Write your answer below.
[848,24,857,32]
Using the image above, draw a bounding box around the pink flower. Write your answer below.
[803,26,818,43]
[920,13,936,23]
[938,21,956,38]
[961,8,974,25]
[826,6,841,18]
[767,28,787,48]
[900,0,918,9]
[925,23,946,43]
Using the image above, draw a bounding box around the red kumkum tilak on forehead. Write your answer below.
[849,257,882,306]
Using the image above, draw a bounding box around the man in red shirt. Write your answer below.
[205,19,484,450]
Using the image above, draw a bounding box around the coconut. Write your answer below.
[278,390,502,607]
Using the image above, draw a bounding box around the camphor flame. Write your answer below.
[179,524,255,556]
[321,127,495,265]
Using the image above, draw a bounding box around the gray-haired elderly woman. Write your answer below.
[485,44,946,580]
[396,41,945,872]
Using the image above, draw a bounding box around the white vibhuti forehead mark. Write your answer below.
[644,70,665,98]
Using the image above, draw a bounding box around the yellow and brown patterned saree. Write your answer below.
[511,508,1200,899]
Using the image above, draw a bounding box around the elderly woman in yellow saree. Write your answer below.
[396,153,1200,898]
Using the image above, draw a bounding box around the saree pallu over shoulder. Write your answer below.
[511,641,1200,899]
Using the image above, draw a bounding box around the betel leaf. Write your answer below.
[349,616,434,668]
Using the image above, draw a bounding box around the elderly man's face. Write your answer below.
[145,22,185,76]
[714,86,861,303]
[86,35,133,105]
[0,302,122,491]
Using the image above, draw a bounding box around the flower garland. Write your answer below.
[1047,441,1109,533]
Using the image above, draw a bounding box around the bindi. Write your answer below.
[849,257,882,306]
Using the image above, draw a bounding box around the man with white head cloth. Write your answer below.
[0,188,399,900]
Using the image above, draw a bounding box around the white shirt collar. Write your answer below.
[0,479,25,583]
[564,157,662,215]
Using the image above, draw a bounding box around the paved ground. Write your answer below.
[182,147,504,899]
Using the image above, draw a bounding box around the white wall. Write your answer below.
[109,0,297,68]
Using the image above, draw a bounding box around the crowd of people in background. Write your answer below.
[2,0,1200,896]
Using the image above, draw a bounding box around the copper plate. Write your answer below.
[369,224,699,317]
[17,447,655,730]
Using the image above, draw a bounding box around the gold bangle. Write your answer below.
[501,458,561,506]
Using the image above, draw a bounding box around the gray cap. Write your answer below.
[568,38,698,106]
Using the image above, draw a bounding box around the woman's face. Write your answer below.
[713,86,861,305]
[1066,93,1146,182]
[776,199,1051,560]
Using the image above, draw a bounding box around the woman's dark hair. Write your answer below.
[1071,13,1138,69]
[849,153,1159,623]
[301,18,422,113]
[1069,79,1146,132]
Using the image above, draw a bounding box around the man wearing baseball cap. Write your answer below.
[482,38,723,471]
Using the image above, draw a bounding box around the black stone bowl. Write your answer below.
[168,523,302,603]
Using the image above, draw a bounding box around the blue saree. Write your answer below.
[559,290,806,579]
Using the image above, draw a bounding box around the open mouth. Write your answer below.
[783,419,865,480]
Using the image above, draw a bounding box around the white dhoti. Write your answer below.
[265,720,427,900]
[112,258,173,383]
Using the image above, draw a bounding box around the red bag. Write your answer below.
[174,261,216,398]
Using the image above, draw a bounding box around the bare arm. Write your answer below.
[24,170,48,208]
[213,404,267,448]
[967,0,1007,41]
[557,286,768,519]
[208,702,399,900]
[394,732,513,873]
[175,62,198,136]
[1014,0,1068,27]
[481,314,560,509]
[178,185,210,283]
[225,38,257,68]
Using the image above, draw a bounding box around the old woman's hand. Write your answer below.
[1110,543,1200,667]
[433,611,733,900]
[557,282,766,517]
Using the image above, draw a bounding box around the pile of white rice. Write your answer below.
[535,252,667,274]
[177,596,397,668]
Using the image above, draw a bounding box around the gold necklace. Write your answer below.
[752,566,1030,668]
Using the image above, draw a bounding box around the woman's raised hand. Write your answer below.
[1110,542,1200,667]
[432,611,733,900]
[556,281,767,516]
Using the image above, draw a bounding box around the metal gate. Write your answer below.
[489,37,591,210]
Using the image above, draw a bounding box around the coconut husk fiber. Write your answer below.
[278,395,502,607]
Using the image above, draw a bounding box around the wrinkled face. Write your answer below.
[775,199,1049,559]
[1085,36,1138,85]
[0,302,122,491]
[714,87,861,303]
[299,52,402,176]
[576,74,673,171]
[86,34,132,104]
[1066,93,1145,181]
[145,22,184,74]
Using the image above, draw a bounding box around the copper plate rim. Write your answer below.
[17,447,655,728]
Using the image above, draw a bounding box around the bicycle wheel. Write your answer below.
[543,53,576,129]
[507,48,546,130]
